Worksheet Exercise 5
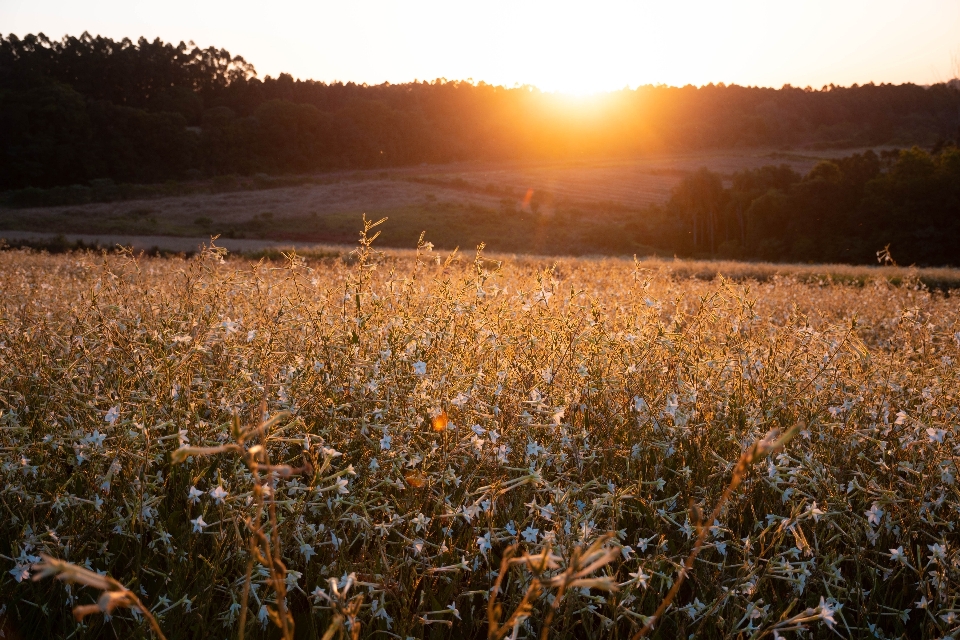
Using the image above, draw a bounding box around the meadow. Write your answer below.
[0,148,867,256]
[1,230,959,639]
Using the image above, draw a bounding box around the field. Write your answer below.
[0,148,887,256]
[1,234,959,639]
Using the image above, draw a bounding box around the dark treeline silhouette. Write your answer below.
[630,147,960,266]
[3,32,960,190]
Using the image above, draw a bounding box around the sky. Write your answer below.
[3,0,960,94]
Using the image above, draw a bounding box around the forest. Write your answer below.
[636,147,960,266]
[1,32,959,265]
[3,32,960,187]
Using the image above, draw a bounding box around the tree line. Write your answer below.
[2,32,960,191]
[628,147,960,266]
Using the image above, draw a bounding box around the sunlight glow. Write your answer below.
[3,0,960,92]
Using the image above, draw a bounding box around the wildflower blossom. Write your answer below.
[865,503,884,526]
[86,430,106,447]
[209,486,228,504]
[808,501,825,522]
[300,542,316,562]
[412,513,430,532]
[664,394,678,418]
[629,568,650,589]
[476,532,491,554]
[521,526,539,543]
[9,562,31,584]
[526,440,545,457]
[927,542,947,562]
[817,597,837,628]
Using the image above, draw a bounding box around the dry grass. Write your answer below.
[0,147,872,248]
[0,235,959,638]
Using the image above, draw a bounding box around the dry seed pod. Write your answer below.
[405,471,428,488]
[431,411,449,432]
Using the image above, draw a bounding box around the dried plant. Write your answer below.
[487,534,620,640]
[172,408,313,640]
[1,231,959,639]
[31,555,166,639]
[632,425,799,638]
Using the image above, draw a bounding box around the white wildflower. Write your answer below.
[817,597,836,628]
[191,516,208,533]
[300,542,316,562]
[209,486,228,504]
[664,394,678,417]
[629,568,650,589]
[808,501,825,522]
[526,440,545,457]
[927,542,947,562]
[865,503,884,526]
[477,532,492,554]
[412,513,431,532]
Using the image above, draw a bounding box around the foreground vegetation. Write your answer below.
[1,235,959,638]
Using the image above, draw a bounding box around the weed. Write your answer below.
[0,233,958,638]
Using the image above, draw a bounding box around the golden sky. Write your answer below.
[4,0,960,93]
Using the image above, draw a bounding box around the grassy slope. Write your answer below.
[0,148,874,258]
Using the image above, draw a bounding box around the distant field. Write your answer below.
[0,148,886,254]
[410,147,867,208]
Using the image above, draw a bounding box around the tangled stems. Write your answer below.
[31,555,167,640]
[633,425,800,639]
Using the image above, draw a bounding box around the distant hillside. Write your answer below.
[1,32,960,190]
